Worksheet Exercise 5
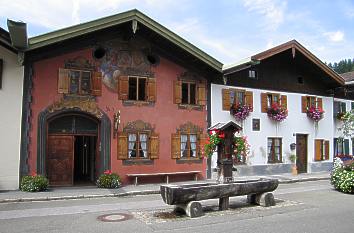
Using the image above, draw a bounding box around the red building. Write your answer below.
[20,10,222,185]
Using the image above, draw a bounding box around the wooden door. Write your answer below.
[296,134,308,173]
[47,135,74,186]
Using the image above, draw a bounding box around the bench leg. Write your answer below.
[175,201,204,218]
[219,197,229,210]
[195,174,198,181]
[135,177,138,186]
[247,192,275,207]
[166,175,169,184]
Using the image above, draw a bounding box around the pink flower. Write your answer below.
[104,170,112,175]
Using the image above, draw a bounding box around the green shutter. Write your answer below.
[341,102,346,113]
[351,102,354,111]
[344,139,350,155]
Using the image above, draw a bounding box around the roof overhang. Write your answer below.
[26,9,222,72]
[0,27,17,53]
[223,40,345,85]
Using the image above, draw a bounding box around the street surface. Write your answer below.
[0,180,353,233]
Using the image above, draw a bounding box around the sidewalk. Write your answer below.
[0,172,330,203]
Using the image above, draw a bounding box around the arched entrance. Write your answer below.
[47,113,99,186]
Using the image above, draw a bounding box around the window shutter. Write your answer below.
[118,75,129,100]
[222,89,231,110]
[245,91,253,111]
[173,80,182,104]
[333,101,340,117]
[344,139,350,155]
[261,93,268,113]
[281,95,287,109]
[171,133,181,159]
[149,133,159,159]
[197,81,207,106]
[301,96,308,113]
[146,78,156,102]
[198,133,208,158]
[317,98,323,109]
[91,71,102,96]
[58,68,70,94]
[314,139,322,161]
[324,140,329,160]
[351,102,354,110]
[117,132,128,160]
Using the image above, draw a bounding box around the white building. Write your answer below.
[0,28,24,190]
[210,40,351,175]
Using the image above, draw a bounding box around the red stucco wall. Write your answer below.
[28,48,208,184]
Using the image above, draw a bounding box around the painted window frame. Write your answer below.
[267,137,282,163]
[266,93,280,108]
[230,88,246,106]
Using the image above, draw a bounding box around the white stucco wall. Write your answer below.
[211,84,334,173]
[0,46,23,190]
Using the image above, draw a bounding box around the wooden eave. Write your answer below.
[26,9,222,72]
[0,27,17,53]
[251,40,344,85]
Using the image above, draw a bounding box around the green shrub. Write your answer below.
[331,158,354,194]
[20,175,49,192]
[96,170,121,189]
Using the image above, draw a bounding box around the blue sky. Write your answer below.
[1,0,353,65]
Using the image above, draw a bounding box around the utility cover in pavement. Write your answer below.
[97,213,133,222]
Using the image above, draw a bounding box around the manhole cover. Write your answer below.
[97,213,133,222]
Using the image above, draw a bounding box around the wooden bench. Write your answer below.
[127,171,202,186]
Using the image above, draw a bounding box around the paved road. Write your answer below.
[0,180,352,233]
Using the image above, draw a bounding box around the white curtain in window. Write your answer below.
[181,134,188,157]
[139,133,148,158]
[128,133,137,158]
[190,134,197,157]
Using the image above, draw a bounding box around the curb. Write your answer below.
[0,177,329,203]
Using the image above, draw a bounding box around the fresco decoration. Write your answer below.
[96,38,154,92]
[123,120,154,132]
[64,56,95,70]
[177,71,203,81]
[47,96,103,118]
[177,122,203,134]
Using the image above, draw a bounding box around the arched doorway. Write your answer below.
[47,113,99,186]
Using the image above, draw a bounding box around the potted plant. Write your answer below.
[96,170,121,189]
[233,136,250,164]
[267,102,288,122]
[306,106,324,122]
[289,154,297,175]
[230,103,252,121]
[20,172,49,192]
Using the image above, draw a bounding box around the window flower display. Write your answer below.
[306,106,324,122]
[230,104,253,121]
[267,102,288,122]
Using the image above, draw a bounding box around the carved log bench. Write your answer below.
[160,178,279,218]
[127,171,202,186]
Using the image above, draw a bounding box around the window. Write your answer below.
[128,76,146,101]
[174,79,206,108]
[333,101,346,117]
[314,139,329,161]
[266,93,280,108]
[230,90,245,106]
[171,122,207,161]
[248,70,257,79]
[301,96,323,113]
[181,134,197,158]
[0,59,3,89]
[261,93,286,112]
[267,138,282,163]
[128,132,148,159]
[222,89,253,111]
[118,76,156,103]
[181,81,197,105]
[58,68,102,96]
[117,120,159,161]
[334,138,349,155]
[69,70,91,95]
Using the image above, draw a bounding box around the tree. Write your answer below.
[327,58,354,74]
[338,110,354,138]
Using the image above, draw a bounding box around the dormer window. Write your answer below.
[248,70,257,79]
